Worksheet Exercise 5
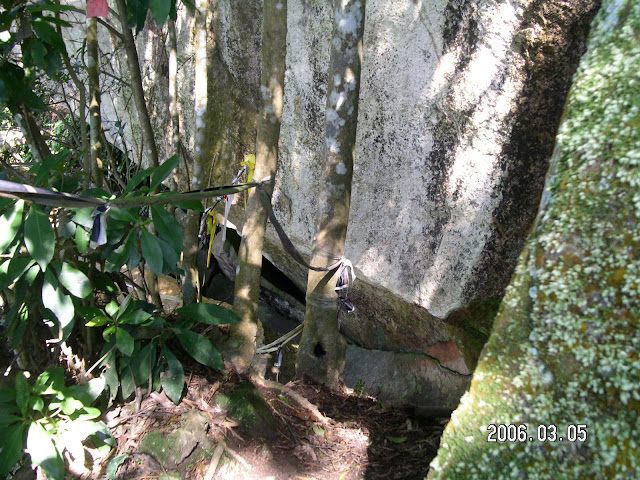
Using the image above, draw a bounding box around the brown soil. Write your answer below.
[107,371,446,480]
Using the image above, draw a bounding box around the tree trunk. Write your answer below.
[114,0,163,306]
[114,0,159,169]
[61,48,89,190]
[296,0,365,389]
[428,1,640,477]
[167,18,181,192]
[229,0,288,373]
[86,17,104,188]
[11,106,51,166]
[181,0,209,305]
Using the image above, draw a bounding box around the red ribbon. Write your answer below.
[86,0,108,18]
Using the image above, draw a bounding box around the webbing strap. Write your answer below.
[255,186,343,273]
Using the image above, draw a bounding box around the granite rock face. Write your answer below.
[78,0,598,407]
[265,0,598,376]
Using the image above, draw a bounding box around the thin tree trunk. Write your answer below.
[168,18,180,191]
[229,0,288,373]
[11,106,51,165]
[114,0,159,169]
[58,21,90,189]
[86,17,104,188]
[113,0,163,307]
[296,0,365,388]
[182,0,208,305]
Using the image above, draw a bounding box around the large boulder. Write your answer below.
[428,0,640,476]
[262,0,599,378]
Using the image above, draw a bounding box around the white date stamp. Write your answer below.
[486,424,588,443]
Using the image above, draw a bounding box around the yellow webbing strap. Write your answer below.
[206,210,218,269]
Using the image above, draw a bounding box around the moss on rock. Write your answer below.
[428,1,640,478]
[215,382,278,436]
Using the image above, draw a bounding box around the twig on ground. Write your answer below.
[224,444,251,471]
[252,376,331,426]
[204,440,225,480]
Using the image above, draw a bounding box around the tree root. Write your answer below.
[252,375,330,426]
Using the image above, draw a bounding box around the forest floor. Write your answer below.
[104,367,447,480]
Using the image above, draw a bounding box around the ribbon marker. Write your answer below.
[221,194,233,242]
[90,205,110,247]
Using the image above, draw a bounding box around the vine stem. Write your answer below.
[86,344,117,377]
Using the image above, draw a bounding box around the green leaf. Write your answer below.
[115,294,134,321]
[24,38,47,70]
[170,199,204,212]
[77,306,103,319]
[0,200,23,254]
[0,387,16,404]
[120,309,152,325]
[75,226,90,254]
[119,366,135,400]
[176,303,241,325]
[28,395,44,412]
[105,301,119,318]
[160,345,184,404]
[26,422,65,480]
[24,204,54,270]
[57,262,92,298]
[140,229,163,276]
[385,436,407,444]
[33,151,70,187]
[127,0,150,32]
[15,372,30,417]
[132,342,155,386]
[76,406,101,421]
[82,188,111,199]
[62,419,103,443]
[149,0,171,25]
[42,269,74,339]
[127,233,142,269]
[103,325,116,342]
[71,207,95,229]
[157,236,179,274]
[149,155,178,192]
[60,396,84,415]
[176,329,224,369]
[115,327,135,356]
[107,230,133,270]
[79,306,111,327]
[35,15,72,28]
[106,454,128,480]
[100,349,119,406]
[108,207,138,223]
[312,424,325,436]
[23,263,40,285]
[0,412,22,427]
[93,274,118,293]
[0,423,25,478]
[0,256,35,290]
[32,17,62,46]
[0,63,45,111]
[64,377,106,405]
[32,367,64,395]
[85,315,111,327]
[151,204,183,252]
[123,168,153,196]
